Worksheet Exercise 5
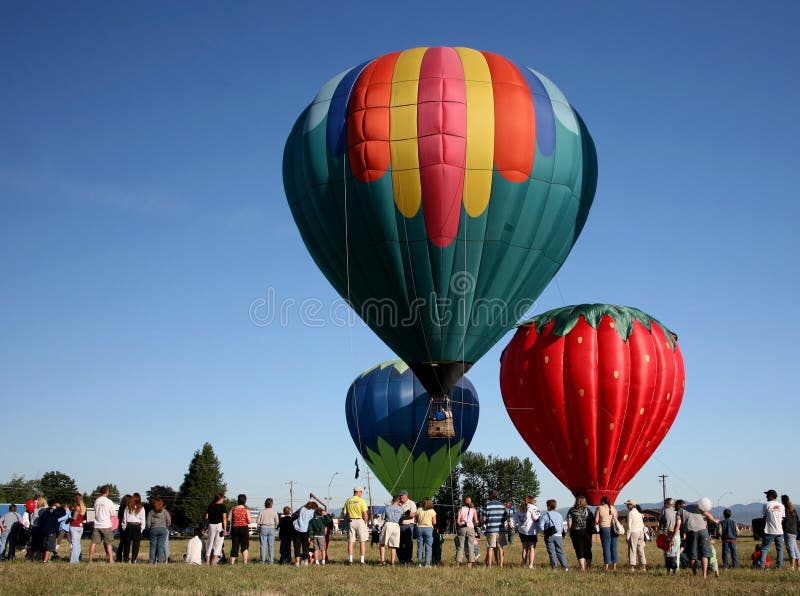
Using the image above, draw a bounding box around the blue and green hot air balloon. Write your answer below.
[345,360,479,502]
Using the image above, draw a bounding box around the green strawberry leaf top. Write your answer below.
[519,304,678,351]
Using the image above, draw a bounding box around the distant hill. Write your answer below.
[556,501,764,525]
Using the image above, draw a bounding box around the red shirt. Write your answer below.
[231,506,249,528]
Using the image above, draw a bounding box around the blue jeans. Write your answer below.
[784,533,799,561]
[0,528,10,558]
[599,527,618,564]
[759,534,784,568]
[260,527,276,563]
[545,535,568,569]
[149,528,168,563]
[416,526,433,566]
[69,526,83,563]
[722,539,738,568]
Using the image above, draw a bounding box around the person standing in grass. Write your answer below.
[415,497,437,567]
[116,495,132,562]
[257,497,280,564]
[454,496,478,567]
[146,497,171,564]
[624,500,647,571]
[398,490,417,565]
[121,493,145,563]
[343,486,369,565]
[595,495,619,571]
[781,494,799,570]
[719,508,739,569]
[567,495,593,572]
[292,500,316,566]
[380,495,403,566]
[0,504,21,560]
[512,496,540,569]
[673,499,720,577]
[88,486,116,563]
[539,499,568,571]
[68,494,86,564]
[278,506,294,564]
[758,489,785,569]
[483,490,508,568]
[659,498,678,572]
[205,493,227,566]
[229,494,252,565]
[308,507,332,565]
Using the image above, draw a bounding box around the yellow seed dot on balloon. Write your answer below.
[646,440,651,447]
[602,467,608,474]
[551,409,556,415]
[535,427,540,434]
[519,378,523,386]
[623,454,629,461]
[666,392,671,400]
[613,370,619,379]
[544,355,549,364]
[639,408,645,415]
[577,336,583,344]
[578,389,585,397]
[609,322,615,329]
[665,341,670,348]
[645,354,650,363]
[609,423,615,431]
[584,438,589,446]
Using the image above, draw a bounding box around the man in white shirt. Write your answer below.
[88,486,116,563]
[758,489,785,569]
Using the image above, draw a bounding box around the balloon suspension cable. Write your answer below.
[387,397,433,497]
[343,155,364,460]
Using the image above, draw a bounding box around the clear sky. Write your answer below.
[1,0,798,511]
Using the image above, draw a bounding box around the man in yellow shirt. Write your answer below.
[343,486,369,564]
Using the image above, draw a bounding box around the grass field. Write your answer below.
[1,534,798,594]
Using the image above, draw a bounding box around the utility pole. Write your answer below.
[658,474,668,512]
[286,480,297,510]
[365,469,374,521]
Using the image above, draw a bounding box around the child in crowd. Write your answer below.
[308,508,329,565]
[709,537,720,578]
[278,507,294,564]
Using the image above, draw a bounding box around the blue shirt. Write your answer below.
[539,510,563,535]
[384,504,403,524]
[484,500,507,533]
[293,506,315,533]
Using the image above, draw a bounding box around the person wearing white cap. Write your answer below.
[758,489,785,569]
[624,500,646,571]
[343,486,369,564]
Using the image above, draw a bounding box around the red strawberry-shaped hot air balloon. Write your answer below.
[500,304,685,505]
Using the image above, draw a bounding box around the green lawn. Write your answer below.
[1,534,798,594]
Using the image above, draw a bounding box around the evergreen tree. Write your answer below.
[174,442,226,526]
[146,485,177,511]
[0,474,39,503]
[38,471,79,503]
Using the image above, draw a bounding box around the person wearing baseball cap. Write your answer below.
[758,489,785,569]
[343,486,369,564]
[397,490,416,565]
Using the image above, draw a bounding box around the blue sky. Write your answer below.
[1,0,798,511]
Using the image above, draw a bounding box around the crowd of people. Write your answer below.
[1,483,798,578]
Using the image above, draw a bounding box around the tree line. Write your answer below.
[0,442,226,529]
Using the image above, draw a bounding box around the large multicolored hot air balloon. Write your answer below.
[284,47,597,422]
[499,304,685,505]
[345,360,479,501]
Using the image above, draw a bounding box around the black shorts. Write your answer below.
[519,533,538,546]
[570,530,592,559]
[45,533,57,553]
[230,526,250,557]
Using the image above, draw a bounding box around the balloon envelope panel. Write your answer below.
[284,47,597,368]
[345,360,479,502]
